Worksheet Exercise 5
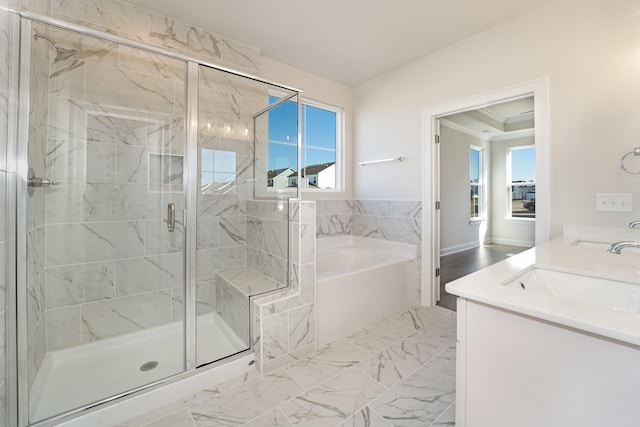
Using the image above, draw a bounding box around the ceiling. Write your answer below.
[125,0,552,87]
[441,96,535,140]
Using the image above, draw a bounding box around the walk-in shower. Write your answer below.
[7,11,300,426]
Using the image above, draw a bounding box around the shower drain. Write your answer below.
[140,361,159,371]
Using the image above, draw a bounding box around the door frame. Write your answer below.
[420,78,550,306]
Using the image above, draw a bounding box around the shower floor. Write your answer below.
[30,312,247,423]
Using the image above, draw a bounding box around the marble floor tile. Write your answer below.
[339,406,393,427]
[190,369,303,426]
[346,319,416,354]
[371,365,455,427]
[431,404,455,427]
[427,347,456,378]
[284,340,369,390]
[280,367,386,427]
[393,305,452,331]
[405,329,456,355]
[242,408,293,426]
[357,339,437,388]
[425,315,457,340]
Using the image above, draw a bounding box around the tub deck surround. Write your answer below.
[446,232,640,346]
[316,236,420,345]
[117,304,456,427]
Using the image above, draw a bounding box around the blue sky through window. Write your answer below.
[267,96,336,171]
[511,147,535,182]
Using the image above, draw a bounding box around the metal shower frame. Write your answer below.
[6,8,302,426]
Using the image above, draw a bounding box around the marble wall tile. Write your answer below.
[246,200,288,221]
[115,145,148,184]
[82,183,162,221]
[85,62,177,114]
[391,201,422,218]
[171,282,214,321]
[0,243,4,312]
[196,246,245,283]
[50,0,150,41]
[317,214,351,237]
[86,110,148,146]
[196,216,219,250]
[262,311,288,361]
[318,200,354,216]
[198,193,244,217]
[47,96,89,142]
[9,0,47,13]
[46,306,81,351]
[288,303,315,352]
[216,281,249,345]
[45,182,82,223]
[246,247,286,285]
[27,318,46,389]
[355,200,392,216]
[46,139,87,182]
[46,221,145,265]
[82,291,172,342]
[198,85,242,122]
[45,261,115,308]
[144,218,184,255]
[351,214,379,239]
[117,45,185,81]
[218,216,246,247]
[378,217,421,246]
[27,226,45,281]
[247,217,287,259]
[50,26,119,66]
[0,311,4,386]
[115,253,183,296]
[27,273,45,338]
[49,58,85,100]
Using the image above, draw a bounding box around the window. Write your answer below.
[267,95,342,190]
[508,146,536,219]
[201,149,236,194]
[470,146,483,220]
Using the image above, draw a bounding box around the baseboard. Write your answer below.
[489,237,534,247]
[441,241,480,256]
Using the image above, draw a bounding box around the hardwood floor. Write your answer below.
[437,244,531,311]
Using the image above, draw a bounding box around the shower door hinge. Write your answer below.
[435,268,440,277]
[435,134,440,144]
[435,201,440,210]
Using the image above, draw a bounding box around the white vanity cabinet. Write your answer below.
[455,298,640,427]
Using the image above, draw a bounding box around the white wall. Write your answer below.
[261,57,354,200]
[440,126,487,253]
[490,135,536,247]
[354,0,640,237]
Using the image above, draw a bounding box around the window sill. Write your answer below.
[469,218,487,224]
[505,217,536,223]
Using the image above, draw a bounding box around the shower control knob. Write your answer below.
[28,177,59,187]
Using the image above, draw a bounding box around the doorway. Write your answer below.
[420,79,549,308]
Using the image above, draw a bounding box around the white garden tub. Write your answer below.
[316,236,419,344]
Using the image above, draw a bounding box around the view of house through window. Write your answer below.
[267,95,340,190]
[508,146,536,218]
[470,146,483,219]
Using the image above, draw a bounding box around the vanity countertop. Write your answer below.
[445,229,640,347]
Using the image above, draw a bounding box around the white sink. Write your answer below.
[572,239,640,253]
[503,267,640,314]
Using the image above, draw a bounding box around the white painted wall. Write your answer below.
[490,135,536,247]
[261,57,354,200]
[354,0,640,237]
[440,126,488,253]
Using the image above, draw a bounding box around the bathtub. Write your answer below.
[316,236,419,345]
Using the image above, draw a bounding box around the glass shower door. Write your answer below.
[20,21,188,424]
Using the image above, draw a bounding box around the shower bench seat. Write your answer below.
[215,267,287,344]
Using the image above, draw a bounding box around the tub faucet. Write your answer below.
[607,241,640,254]
[629,221,640,229]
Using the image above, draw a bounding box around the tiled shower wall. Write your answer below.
[1,0,9,422]
[253,200,316,374]
[8,0,263,357]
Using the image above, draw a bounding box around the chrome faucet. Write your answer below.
[628,221,640,229]
[607,241,640,254]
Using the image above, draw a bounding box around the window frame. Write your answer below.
[507,144,536,221]
[469,145,484,221]
[267,90,344,193]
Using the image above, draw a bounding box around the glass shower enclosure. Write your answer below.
[10,12,299,426]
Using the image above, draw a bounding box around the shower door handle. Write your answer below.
[167,202,176,232]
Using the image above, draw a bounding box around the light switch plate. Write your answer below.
[595,193,632,212]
